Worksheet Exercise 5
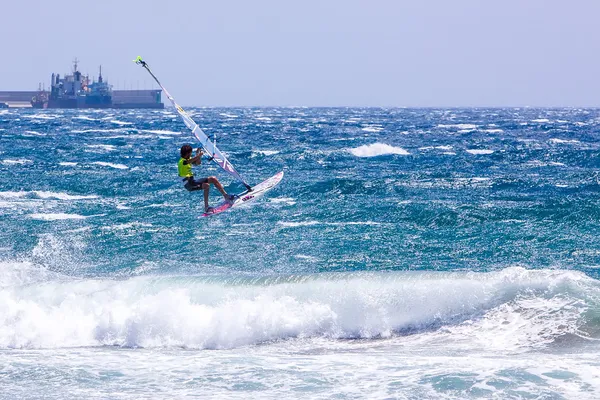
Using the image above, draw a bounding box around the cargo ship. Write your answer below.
[0,59,164,109]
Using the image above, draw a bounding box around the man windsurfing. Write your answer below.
[178,144,235,213]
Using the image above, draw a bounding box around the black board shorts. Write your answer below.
[183,177,209,191]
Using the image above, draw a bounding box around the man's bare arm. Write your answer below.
[191,148,203,165]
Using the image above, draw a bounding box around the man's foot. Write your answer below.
[205,206,215,214]
[225,194,236,203]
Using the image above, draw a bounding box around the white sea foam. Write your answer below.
[73,116,98,121]
[142,129,182,135]
[278,221,320,227]
[85,144,117,152]
[28,213,88,221]
[532,118,551,123]
[70,128,127,134]
[419,145,453,151]
[59,162,78,167]
[0,261,63,287]
[349,143,409,157]
[92,162,128,169]
[269,197,297,205]
[361,126,384,132]
[110,120,133,125]
[526,161,566,167]
[2,159,31,165]
[466,149,495,155]
[252,150,280,157]
[33,191,98,200]
[0,267,592,350]
[278,220,382,227]
[295,254,320,262]
[549,138,581,144]
[101,222,153,231]
[23,114,56,120]
[484,129,504,133]
[437,123,478,130]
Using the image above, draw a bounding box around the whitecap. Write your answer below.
[142,129,182,136]
[73,116,98,121]
[269,197,296,205]
[23,114,57,120]
[70,129,126,134]
[361,126,384,133]
[278,221,320,227]
[466,149,494,155]
[28,213,88,220]
[85,144,117,152]
[252,150,280,157]
[0,191,97,200]
[437,124,478,130]
[92,162,128,169]
[549,138,580,144]
[110,120,133,125]
[2,159,31,165]
[350,143,409,157]
[34,191,98,200]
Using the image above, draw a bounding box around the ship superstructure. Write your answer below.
[5,59,165,109]
[46,59,112,108]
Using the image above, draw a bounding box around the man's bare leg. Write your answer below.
[202,182,210,210]
[207,176,230,200]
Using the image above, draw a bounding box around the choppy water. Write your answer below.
[2,107,600,399]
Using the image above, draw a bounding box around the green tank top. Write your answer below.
[178,157,193,178]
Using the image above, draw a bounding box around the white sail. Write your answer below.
[135,57,250,189]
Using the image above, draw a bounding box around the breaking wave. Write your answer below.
[0,265,597,351]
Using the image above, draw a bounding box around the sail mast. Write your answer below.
[134,56,251,190]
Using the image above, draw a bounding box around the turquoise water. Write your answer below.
[1,107,600,399]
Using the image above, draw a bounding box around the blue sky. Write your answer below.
[2,0,599,106]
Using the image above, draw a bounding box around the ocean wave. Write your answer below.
[72,116,98,121]
[2,159,31,165]
[22,114,57,120]
[0,191,97,200]
[110,120,133,126]
[437,123,478,130]
[361,125,384,132]
[85,144,117,152]
[142,129,182,136]
[28,213,89,221]
[466,149,495,155]
[349,143,409,157]
[0,267,596,350]
[91,161,128,170]
[549,138,581,144]
[251,150,280,157]
[70,128,128,134]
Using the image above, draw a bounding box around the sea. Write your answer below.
[1,107,600,399]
